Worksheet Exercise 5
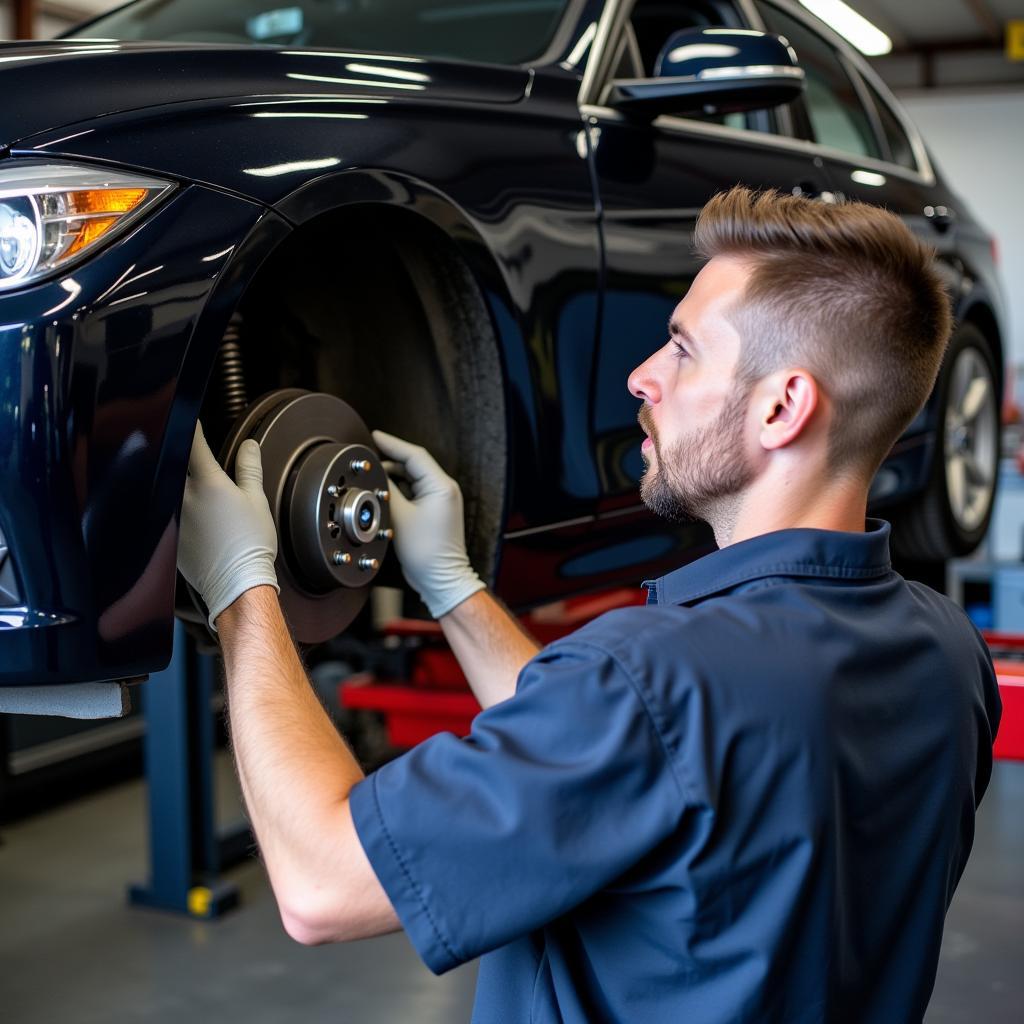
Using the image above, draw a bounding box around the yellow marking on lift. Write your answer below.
[1007,21,1024,62]
[188,886,213,917]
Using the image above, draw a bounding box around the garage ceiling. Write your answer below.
[860,0,1009,44]
[854,0,1024,89]
[6,0,1024,90]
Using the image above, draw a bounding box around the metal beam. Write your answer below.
[961,0,1003,43]
[889,36,1004,58]
[13,0,34,39]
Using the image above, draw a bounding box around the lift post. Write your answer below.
[128,619,251,918]
[341,588,647,746]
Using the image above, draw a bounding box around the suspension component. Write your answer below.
[216,312,250,427]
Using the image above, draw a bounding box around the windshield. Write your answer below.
[67,0,572,65]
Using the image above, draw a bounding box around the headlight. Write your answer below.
[0,161,173,292]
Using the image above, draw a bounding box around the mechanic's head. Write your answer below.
[628,185,952,537]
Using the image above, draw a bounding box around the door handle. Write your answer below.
[925,204,956,232]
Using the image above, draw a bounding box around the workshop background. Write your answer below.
[1,1,1022,1022]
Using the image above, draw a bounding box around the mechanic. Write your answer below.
[177,186,1000,1023]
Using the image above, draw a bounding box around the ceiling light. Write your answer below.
[799,0,892,56]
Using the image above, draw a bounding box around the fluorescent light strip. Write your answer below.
[345,63,429,82]
[281,51,425,62]
[231,98,387,107]
[251,112,369,119]
[243,157,341,178]
[286,72,425,90]
[799,0,892,56]
[851,169,886,186]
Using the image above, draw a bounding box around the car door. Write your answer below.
[582,0,828,542]
[752,0,951,259]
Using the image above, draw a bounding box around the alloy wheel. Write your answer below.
[943,345,998,534]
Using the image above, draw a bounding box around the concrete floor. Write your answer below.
[1,753,1020,1022]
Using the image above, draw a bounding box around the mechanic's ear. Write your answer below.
[758,369,819,452]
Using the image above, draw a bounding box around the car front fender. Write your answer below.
[0,181,285,687]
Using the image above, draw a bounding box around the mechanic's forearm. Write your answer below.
[215,586,382,936]
[439,589,541,708]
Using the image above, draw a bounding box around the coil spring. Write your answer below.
[217,312,249,425]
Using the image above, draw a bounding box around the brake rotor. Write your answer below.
[201,389,393,644]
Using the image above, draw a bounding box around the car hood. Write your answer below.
[0,39,530,149]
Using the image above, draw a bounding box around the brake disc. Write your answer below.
[196,389,393,644]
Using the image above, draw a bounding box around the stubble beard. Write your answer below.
[638,381,756,531]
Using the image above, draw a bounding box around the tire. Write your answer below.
[891,323,1000,562]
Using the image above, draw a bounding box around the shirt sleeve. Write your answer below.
[348,638,688,974]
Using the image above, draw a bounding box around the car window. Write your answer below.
[625,0,773,134]
[862,78,918,171]
[755,2,881,160]
[69,0,572,65]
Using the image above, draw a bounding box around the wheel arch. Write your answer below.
[179,168,522,409]
[180,186,513,623]
[957,296,1005,400]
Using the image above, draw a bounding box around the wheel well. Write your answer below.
[198,205,507,585]
[960,300,1004,397]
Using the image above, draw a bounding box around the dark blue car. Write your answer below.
[0,0,1005,689]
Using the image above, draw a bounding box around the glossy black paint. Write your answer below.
[0,186,285,681]
[0,41,529,148]
[0,0,1006,687]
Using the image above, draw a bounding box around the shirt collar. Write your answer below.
[643,518,893,607]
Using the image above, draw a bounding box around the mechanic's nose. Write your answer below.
[628,353,661,404]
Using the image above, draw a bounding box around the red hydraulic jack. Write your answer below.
[340,587,644,747]
[981,632,1024,762]
[341,591,1024,761]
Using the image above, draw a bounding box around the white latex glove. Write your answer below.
[371,430,485,619]
[177,423,280,633]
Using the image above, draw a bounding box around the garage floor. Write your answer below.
[1,753,1020,1022]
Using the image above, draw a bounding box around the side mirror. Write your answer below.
[606,27,805,119]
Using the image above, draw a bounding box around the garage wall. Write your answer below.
[896,88,1024,370]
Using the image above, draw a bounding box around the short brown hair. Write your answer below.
[694,186,953,476]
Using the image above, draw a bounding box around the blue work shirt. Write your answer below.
[350,520,1000,1022]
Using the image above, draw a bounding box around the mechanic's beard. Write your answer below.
[639,382,755,534]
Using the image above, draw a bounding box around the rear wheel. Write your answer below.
[892,323,1000,561]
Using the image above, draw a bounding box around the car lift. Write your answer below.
[127,619,251,919]
[342,588,647,746]
[126,589,647,919]
[342,593,1024,762]
[980,632,1024,762]
[127,587,1023,921]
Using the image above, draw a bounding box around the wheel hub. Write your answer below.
[213,389,393,644]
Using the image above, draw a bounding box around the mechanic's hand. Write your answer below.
[371,430,485,619]
[177,423,280,633]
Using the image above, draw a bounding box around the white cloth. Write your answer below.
[0,682,129,719]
